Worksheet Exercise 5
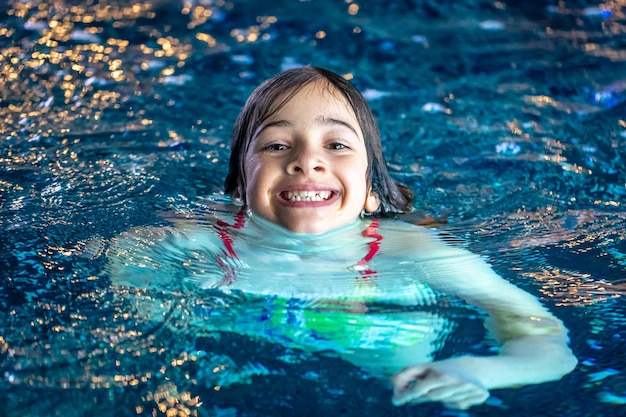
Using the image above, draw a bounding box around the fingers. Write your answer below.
[425,383,490,410]
[392,367,445,406]
[391,366,489,409]
[390,364,431,393]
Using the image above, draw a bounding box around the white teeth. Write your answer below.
[285,190,331,202]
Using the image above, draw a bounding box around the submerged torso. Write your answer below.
[107,210,478,374]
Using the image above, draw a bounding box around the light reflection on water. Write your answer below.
[1,0,626,416]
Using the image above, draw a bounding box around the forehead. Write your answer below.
[265,81,360,127]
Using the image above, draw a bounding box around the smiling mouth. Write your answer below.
[282,190,333,202]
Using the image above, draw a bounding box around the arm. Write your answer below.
[392,244,577,409]
[105,222,223,289]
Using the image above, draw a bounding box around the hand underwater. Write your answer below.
[391,358,490,410]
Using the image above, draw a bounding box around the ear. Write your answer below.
[364,190,381,213]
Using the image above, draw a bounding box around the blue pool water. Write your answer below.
[1,0,626,416]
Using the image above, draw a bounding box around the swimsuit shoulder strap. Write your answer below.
[214,207,247,285]
[356,219,382,281]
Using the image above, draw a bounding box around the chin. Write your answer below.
[282,221,335,235]
[275,212,358,234]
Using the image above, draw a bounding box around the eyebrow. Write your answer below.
[315,116,359,137]
[254,116,359,139]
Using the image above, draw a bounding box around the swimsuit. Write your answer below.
[213,208,384,286]
[109,212,452,371]
[207,212,448,364]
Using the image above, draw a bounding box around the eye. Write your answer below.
[262,143,289,152]
[327,142,348,150]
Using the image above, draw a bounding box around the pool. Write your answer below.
[1,0,625,416]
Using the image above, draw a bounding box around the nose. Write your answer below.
[286,146,326,175]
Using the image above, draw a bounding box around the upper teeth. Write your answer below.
[285,190,331,201]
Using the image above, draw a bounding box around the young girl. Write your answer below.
[107,66,577,410]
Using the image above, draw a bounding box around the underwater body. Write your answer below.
[107,210,462,377]
[1,0,626,416]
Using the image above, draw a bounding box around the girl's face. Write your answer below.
[243,82,380,234]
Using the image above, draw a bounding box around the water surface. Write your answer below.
[1,1,626,416]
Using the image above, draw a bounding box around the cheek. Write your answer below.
[243,157,259,183]
[354,162,370,187]
[243,161,269,199]
[241,163,257,201]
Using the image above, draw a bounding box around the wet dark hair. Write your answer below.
[224,66,413,215]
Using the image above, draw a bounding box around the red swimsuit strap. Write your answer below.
[215,212,383,284]
[215,207,247,258]
[359,219,382,263]
[214,207,246,286]
[356,219,382,281]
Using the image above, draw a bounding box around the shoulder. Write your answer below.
[375,219,468,258]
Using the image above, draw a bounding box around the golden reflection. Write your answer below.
[143,382,202,417]
[506,120,523,136]
[525,95,555,106]
[506,209,626,253]
[230,15,277,43]
[196,32,217,47]
[1,0,228,139]
[0,27,16,37]
[587,44,626,61]
[185,2,220,29]
[524,267,620,307]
